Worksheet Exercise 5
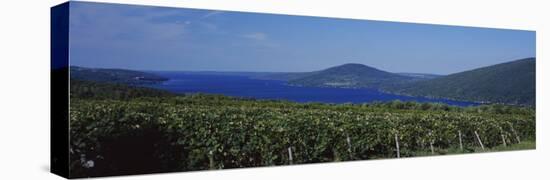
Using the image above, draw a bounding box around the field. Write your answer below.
[68,81,535,177]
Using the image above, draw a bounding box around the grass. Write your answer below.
[403,140,535,158]
[488,140,536,152]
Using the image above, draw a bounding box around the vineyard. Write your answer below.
[68,82,535,177]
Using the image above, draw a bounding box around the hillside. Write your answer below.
[386,58,536,106]
[70,66,168,85]
[288,63,416,88]
[397,73,441,80]
[69,57,536,106]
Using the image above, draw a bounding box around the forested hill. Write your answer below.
[69,57,536,106]
[262,58,535,106]
[287,63,416,89]
[70,66,168,85]
[386,58,536,106]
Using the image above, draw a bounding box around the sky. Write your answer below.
[69,2,535,75]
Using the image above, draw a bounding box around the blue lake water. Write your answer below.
[147,72,479,107]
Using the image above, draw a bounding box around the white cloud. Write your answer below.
[243,32,267,41]
[68,2,197,69]
[70,2,188,45]
[241,32,280,48]
[200,22,218,31]
[201,11,224,19]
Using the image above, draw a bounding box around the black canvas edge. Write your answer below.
[51,1,70,178]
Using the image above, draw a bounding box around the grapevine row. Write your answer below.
[68,95,535,177]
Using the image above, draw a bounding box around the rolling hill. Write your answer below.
[69,57,536,106]
[287,63,417,88]
[276,58,535,106]
[386,58,536,106]
[70,66,168,85]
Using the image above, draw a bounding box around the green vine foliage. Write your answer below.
[68,81,535,178]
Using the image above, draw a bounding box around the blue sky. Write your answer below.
[69,2,535,75]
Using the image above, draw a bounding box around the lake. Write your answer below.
[147,72,479,107]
